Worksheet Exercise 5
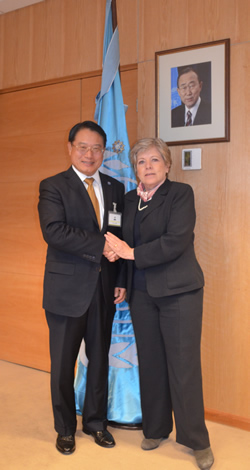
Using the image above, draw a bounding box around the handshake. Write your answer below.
[102,232,135,262]
[103,239,120,262]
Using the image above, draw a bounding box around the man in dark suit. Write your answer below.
[171,66,211,127]
[38,121,126,454]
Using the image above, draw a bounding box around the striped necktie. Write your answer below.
[186,110,192,126]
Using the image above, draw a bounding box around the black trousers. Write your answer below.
[130,288,210,450]
[45,277,115,436]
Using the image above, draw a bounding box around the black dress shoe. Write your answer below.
[56,434,76,454]
[83,428,115,448]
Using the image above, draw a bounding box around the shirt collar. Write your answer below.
[72,165,101,186]
[185,96,201,116]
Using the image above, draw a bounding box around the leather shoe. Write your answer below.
[56,434,75,454]
[83,428,115,448]
[193,447,214,469]
[141,437,164,450]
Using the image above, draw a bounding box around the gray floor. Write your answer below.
[1,360,249,470]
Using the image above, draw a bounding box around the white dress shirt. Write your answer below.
[72,165,104,228]
[185,96,201,125]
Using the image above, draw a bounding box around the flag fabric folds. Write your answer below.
[94,0,136,193]
[74,0,141,425]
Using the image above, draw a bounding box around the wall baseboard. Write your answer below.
[205,408,250,431]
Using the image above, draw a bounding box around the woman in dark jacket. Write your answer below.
[105,138,214,470]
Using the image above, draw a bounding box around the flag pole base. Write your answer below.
[108,421,142,430]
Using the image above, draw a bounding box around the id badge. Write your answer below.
[108,203,122,227]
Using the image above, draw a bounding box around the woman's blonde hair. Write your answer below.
[130,137,172,175]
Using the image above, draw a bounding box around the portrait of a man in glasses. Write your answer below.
[171,64,212,128]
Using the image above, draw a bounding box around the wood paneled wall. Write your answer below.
[0,0,249,429]
[0,80,80,371]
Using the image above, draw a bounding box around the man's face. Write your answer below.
[68,128,105,176]
[177,71,202,109]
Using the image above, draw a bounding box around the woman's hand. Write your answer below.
[105,232,134,260]
[114,287,126,304]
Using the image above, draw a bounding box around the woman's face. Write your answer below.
[136,146,169,191]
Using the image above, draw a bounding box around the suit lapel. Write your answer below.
[100,172,114,233]
[64,166,100,228]
[139,179,172,223]
[124,190,138,246]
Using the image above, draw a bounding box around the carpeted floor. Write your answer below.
[0,360,249,470]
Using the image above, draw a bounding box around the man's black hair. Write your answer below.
[68,121,107,147]
[177,66,201,88]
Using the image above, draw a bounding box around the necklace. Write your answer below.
[138,198,148,211]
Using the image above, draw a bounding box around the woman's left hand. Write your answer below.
[114,287,126,304]
[105,232,134,260]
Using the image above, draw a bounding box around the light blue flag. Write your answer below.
[94,0,136,193]
[171,66,181,110]
[74,0,142,425]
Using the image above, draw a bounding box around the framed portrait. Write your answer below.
[156,39,230,146]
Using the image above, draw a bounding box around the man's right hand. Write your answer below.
[103,240,119,262]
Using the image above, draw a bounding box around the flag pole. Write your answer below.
[111,0,121,78]
[111,0,117,30]
[107,0,141,432]
[75,0,141,429]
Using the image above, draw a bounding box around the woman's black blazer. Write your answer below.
[123,179,204,301]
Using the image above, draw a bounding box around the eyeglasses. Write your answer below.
[178,82,198,94]
[71,144,104,156]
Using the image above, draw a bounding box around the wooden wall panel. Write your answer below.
[0,181,46,277]
[0,0,105,88]
[139,0,189,60]
[0,132,70,183]
[52,0,105,79]
[117,0,137,65]
[0,0,138,90]
[0,81,81,137]
[0,79,81,371]
[81,75,101,123]
[120,68,138,147]
[139,0,250,61]
[137,61,155,138]
[0,273,50,372]
[199,42,250,417]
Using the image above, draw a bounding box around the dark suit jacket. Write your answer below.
[38,166,125,317]
[171,100,211,127]
[123,179,204,301]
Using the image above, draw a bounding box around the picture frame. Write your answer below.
[155,39,230,146]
